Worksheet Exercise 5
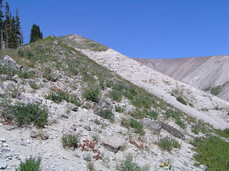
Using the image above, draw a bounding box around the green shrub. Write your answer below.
[82,72,95,83]
[121,118,131,128]
[165,110,177,118]
[99,109,114,121]
[191,121,209,135]
[176,96,187,105]
[121,118,144,135]
[10,103,48,128]
[43,68,53,81]
[29,82,39,90]
[61,134,78,148]
[109,90,122,102]
[46,91,81,106]
[120,155,149,171]
[158,137,181,152]
[130,119,145,136]
[129,109,146,119]
[115,105,125,113]
[16,70,35,79]
[192,136,229,170]
[215,128,229,138]
[175,118,186,129]
[146,110,158,120]
[165,110,186,128]
[83,86,100,102]
[16,157,41,171]
[132,96,152,108]
[18,49,34,59]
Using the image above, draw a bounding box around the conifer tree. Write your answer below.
[15,9,23,45]
[0,0,23,49]
[30,24,43,43]
[0,0,4,49]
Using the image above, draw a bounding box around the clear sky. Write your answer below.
[6,0,229,59]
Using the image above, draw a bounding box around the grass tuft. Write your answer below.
[83,86,101,102]
[120,155,149,171]
[158,137,181,152]
[61,134,79,148]
[16,157,41,171]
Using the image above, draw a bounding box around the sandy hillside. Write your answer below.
[134,56,229,101]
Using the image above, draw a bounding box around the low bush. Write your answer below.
[9,103,48,128]
[121,118,145,135]
[132,95,152,109]
[83,86,101,102]
[99,109,114,121]
[43,68,53,81]
[158,137,181,152]
[120,155,149,171]
[130,109,158,120]
[130,118,145,135]
[176,96,187,105]
[16,70,35,79]
[16,157,41,171]
[61,134,78,148]
[146,110,158,120]
[115,105,125,113]
[165,110,186,129]
[109,90,122,102]
[29,82,39,90]
[192,136,229,170]
[46,91,81,106]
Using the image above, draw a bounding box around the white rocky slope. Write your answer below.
[0,54,204,171]
[62,35,229,129]
[134,56,229,101]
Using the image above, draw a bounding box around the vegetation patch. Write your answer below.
[176,96,187,105]
[165,110,186,129]
[7,103,48,128]
[158,137,181,152]
[115,105,125,113]
[61,134,79,148]
[46,91,81,106]
[109,90,122,102]
[16,157,41,171]
[192,136,229,170]
[119,155,149,171]
[83,86,101,102]
[121,118,145,136]
[43,68,54,81]
[214,128,229,138]
[99,109,114,121]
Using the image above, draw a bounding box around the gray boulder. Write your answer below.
[140,118,161,134]
[0,160,7,169]
[100,135,123,153]
[158,121,185,140]
[83,152,91,161]
[0,55,22,70]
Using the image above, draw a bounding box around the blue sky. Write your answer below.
[6,0,229,59]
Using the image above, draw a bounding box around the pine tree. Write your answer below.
[15,9,23,45]
[8,16,18,48]
[30,24,43,43]
[3,1,10,48]
[0,0,23,49]
[0,0,4,49]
